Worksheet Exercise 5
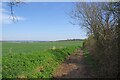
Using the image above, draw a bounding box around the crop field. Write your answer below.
[2,41,83,78]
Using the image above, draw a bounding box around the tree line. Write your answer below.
[71,2,120,78]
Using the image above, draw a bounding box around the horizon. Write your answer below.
[2,2,87,41]
[1,38,86,41]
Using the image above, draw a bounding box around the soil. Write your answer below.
[53,49,96,78]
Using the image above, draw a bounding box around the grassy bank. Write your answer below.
[82,49,98,77]
[2,41,82,78]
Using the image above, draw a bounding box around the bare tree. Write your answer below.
[71,2,118,39]
[8,0,23,22]
[71,2,120,77]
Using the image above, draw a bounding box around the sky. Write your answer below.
[1,2,87,41]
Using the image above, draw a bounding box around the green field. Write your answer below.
[2,41,83,78]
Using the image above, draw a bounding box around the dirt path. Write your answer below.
[53,49,96,78]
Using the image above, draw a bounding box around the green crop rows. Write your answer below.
[2,41,83,78]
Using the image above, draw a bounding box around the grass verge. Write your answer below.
[82,48,98,76]
[2,46,80,78]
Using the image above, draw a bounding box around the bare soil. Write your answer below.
[53,49,96,78]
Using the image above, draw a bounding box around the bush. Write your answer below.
[83,33,119,78]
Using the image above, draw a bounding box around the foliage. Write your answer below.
[83,49,98,73]
[2,41,82,78]
[72,2,119,77]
